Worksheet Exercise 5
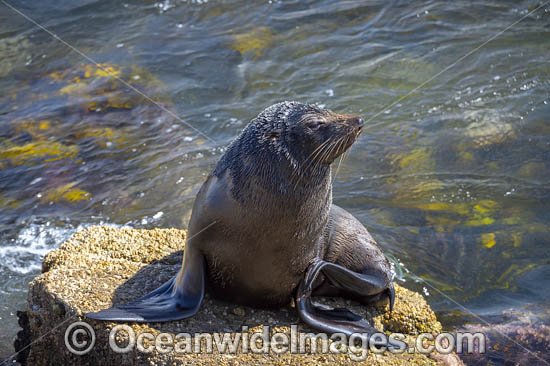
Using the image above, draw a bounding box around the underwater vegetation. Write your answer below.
[0,63,172,208]
[232,27,274,58]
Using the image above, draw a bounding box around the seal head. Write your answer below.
[215,101,363,202]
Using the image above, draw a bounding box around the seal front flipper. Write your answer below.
[86,248,205,322]
[296,259,397,346]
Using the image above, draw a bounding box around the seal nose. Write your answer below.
[352,117,364,133]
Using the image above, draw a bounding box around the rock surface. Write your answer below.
[16,226,459,365]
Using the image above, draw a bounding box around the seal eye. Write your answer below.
[306,119,326,130]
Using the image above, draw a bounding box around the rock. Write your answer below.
[460,306,550,366]
[16,226,456,365]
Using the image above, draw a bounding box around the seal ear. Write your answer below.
[269,129,281,138]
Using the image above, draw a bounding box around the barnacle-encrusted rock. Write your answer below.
[16,226,459,365]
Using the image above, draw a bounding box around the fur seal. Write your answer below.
[87,101,395,340]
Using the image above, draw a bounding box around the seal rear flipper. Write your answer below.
[387,283,395,312]
[296,259,398,348]
[316,260,396,311]
[299,296,379,334]
[86,251,205,322]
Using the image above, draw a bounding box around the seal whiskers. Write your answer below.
[289,138,332,189]
[293,134,342,192]
[292,139,334,190]
[333,134,354,179]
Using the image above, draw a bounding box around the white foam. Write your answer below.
[0,223,79,274]
[0,220,134,275]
